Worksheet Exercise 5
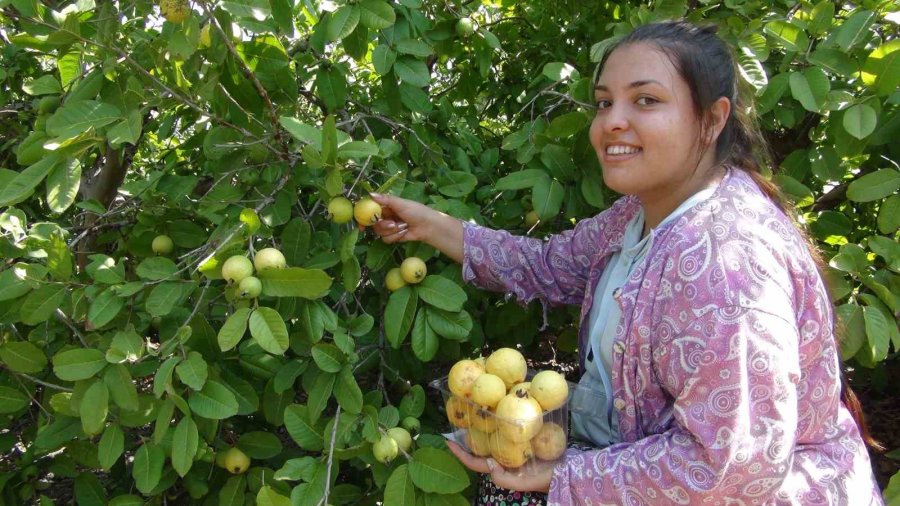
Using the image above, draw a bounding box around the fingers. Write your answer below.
[446,441,491,474]
[372,220,408,242]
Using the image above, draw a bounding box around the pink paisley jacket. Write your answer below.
[462,168,882,505]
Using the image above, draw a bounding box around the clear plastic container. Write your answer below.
[430,372,575,476]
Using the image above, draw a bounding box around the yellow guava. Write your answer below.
[385,267,406,292]
[237,275,262,299]
[525,210,539,227]
[510,381,531,397]
[485,348,527,388]
[222,447,250,474]
[353,199,382,227]
[465,428,492,457]
[254,248,286,271]
[529,370,569,411]
[387,427,412,452]
[445,395,473,429]
[160,0,189,23]
[447,359,484,398]
[372,434,398,463]
[400,257,427,284]
[531,422,566,460]
[152,234,174,255]
[221,255,253,285]
[327,196,354,224]
[470,373,507,409]
[469,406,498,433]
[489,434,533,468]
[495,391,543,443]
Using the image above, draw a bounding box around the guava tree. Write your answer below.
[0,0,898,504]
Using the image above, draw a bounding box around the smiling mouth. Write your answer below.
[606,145,642,155]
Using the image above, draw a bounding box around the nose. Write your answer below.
[600,103,628,133]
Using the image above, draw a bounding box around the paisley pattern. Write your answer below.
[462,169,882,505]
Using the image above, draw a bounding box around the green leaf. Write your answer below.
[136,257,178,280]
[146,281,194,317]
[305,369,336,424]
[107,109,142,147]
[546,111,590,138]
[862,305,890,362]
[0,154,61,207]
[408,447,469,494]
[425,307,472,341]
[80,380,109,436]
[239,431,283,459]
[281,218,311,266]
[842,103,878,140]
[417,276,466,312]
[88,289,124,328]
[542,62,579,82]
[532,176,564,220]
[411,310,438,362]
[436,171,478,198]
[249,307,290,354]
[74,473,106,506]
[315,66,348,111]
[171,416,199,477]
[278,118,321,147]
[311,343,344,373]
[189,380,239,419]
[394,57,430,87]
[334,365,363,414]
[372,44,397,75]
[103,364,139,412]
[218,307,251,352]
[868,236,900,272]
[399,385,425,419]
[284,404,324,450]
[327,5,360,42]
[866,41,900,97]
[789,67,829,112]
[47,100,122,139]
[257,486,292,506]
[396,39,433,57]
[399,82,433,113]
[46,158,81,213]
[86,255,125,284]
[176,351,209,391]
[0,341,48,373]
[830,244,869,273]
[0,268,32,302]
[846,170,900,203]
[338,140,380,159]
[0,386,30,413]
[384,464,416,506]
[878,195,900,234]
[765,20,809,52]
[53,348,106,381]
[358,0,395,30]
[385,287,417,348]
[153,356,180,398]
[132,443,165,495]
[829,10,875,52]
[219,476,246,506]
[493,169,545,191]
[259,267,332,299]
[883,471,900,506]
[98,424,124,470]
[23,75,62,95]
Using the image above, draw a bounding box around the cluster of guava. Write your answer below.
[371,426,415,464]
[326,196,428,291]
[445,348,569,468]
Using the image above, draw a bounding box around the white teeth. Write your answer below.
[606,145,640,155]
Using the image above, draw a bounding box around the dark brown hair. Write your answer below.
[597,20,879,449]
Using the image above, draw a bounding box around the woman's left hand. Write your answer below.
[446,441,553,493]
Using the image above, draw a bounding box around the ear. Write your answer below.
[706,96,732,145]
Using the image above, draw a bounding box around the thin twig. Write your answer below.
[317,404,342,506]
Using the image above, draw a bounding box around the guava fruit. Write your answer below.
[485,348,527,388]
[221,255,253,285]
[400,257,427,284]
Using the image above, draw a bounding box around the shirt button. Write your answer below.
[612,288,622,300]
[614,398,626,410]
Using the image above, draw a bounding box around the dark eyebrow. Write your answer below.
[594,79,664,91]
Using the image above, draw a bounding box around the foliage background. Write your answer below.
[0,0,898,503]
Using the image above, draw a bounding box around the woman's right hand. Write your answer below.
[369,193,465,264]
[369,193,432,245]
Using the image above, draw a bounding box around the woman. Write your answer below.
[372,21,883,505]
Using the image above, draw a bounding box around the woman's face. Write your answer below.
[589,42,710,203]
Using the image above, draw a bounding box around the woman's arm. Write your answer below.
[549,306,801,504]
[371,193,639,307]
